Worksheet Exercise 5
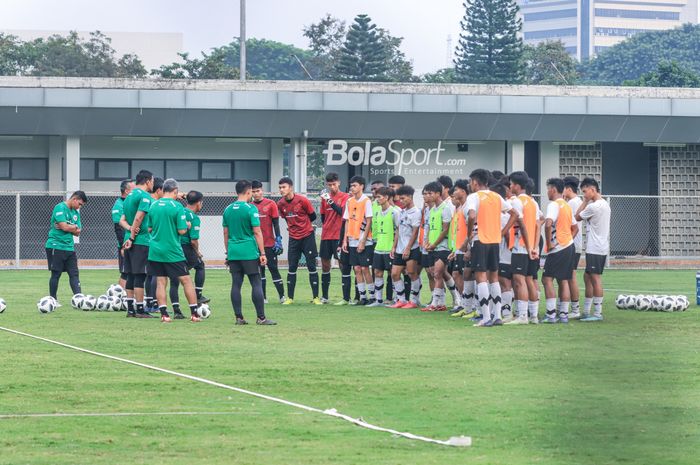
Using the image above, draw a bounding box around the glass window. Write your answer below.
[595,8,679,20]
[524,9,577,21]
[131,160,164,178]
[97,160,130,179]
[166,160,199,181]
[80,159,96,180]
[0,159,9,178]
[201,162,232,180]
[234,160,268,182]
[12,159,47,180]
[524,28,577,40]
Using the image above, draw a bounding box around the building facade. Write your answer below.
[519,0,695,60]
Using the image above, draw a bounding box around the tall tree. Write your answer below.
[303,14,347,80]
[0,33,25,75]
[454,0,524,84]
[420,67,457,83]
[624,60,700,88]
[523,41,578,85]
[335,14,389,81]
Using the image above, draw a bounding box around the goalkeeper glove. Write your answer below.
[273,236,284,255]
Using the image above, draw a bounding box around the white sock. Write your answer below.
[593,296,603,316]
[464,280,475,309]
[559,301,570,317]
[528,301,539,319]
[545,298,557,318]
[517,300,528,319]
[571,300,580,313]
[584,297,593,315]
[358,282,366,299]
[367,283,375,298]
[502,289,513,317]
[489,282,502,320]
[477,282,491,321]
[411,279,422,304]
[393,280,406,302]
[374,278,383,302]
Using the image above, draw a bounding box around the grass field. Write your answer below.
[1,268,699,465]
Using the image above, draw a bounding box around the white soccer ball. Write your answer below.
[676,295,690,311]
[120,299,129,311]
[623,295,637,309]
[660,296,675,312]
[110,296,123,311]
[107,284,126,298]
[81,295,97,311]
[37,296,56,314]
[0,298,6,313]
[95,295,112,311]
[670,296,684,312]
[71,293,85,309]
[651,295,665,312]
[636,295,652,311]
[196,304,211,319]
[615,295,627,309]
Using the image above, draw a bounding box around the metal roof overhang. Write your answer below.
[1,77,700,143]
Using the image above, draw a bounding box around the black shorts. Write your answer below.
[288,234,318,269]
[125,244,149,275]
[448,254,465,274]
[511,253,529,276]
[543,245,575,280]
[393,248,421,267]
[182,244,204,270]
[148,260,189,279]
[372,253,392,271]
[471,241,500,272]
[228,259,261,276]
[319,239,340,260]
[572,252,581,271]
[498,263,512,280]
[263,247,279,270]
[349,245,372,267]
[585,253,607,275]
[430,250,451,266]
[420,251,434,268]
[46,248,79,274]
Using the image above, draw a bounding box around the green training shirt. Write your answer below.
[373,206,399,253]
[122,187,152,246]
[181,209,201,245]
[111,197,124,224]
[222,200,260,261]
[45,202,81,251]
[147,198,187,263]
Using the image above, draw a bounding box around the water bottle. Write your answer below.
[696,271,700,305]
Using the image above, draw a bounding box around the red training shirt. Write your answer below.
[277,194,315,240]
[320,191,349,240]
[252,198,279,248]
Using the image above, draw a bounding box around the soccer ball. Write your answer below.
[670,296,685,312]
[676,295,690,311]
[37,296,56,314]
[110,296,123,311]
[81,295,97,311]
[107,284,126,298]
[615,295,627,309]
[651,295,665,312]
[636,295,652,311]
[660,296,675,312]
[196,304,211,319]
[96,295,112,311]
[0,298,6,313]
[623,295,636,309]
[120,299,129,311]
[71,293,85,309]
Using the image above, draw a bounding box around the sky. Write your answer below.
[0,0,465,74]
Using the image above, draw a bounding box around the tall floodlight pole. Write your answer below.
[240,0,246,81]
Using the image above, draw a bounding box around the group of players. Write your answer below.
[44,167,610,327]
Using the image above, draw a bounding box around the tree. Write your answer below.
[454,0,524,84]
[0,33,25,75]
[420,67,457,83]
[624,60,700,88]
[303,14,347,80]
[334,14,389,81]
[580,24,700,85]
[154,38,316,80]
[376,29,415,82]
[523,41,578,85]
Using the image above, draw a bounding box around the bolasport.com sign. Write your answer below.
[323,139,466,176]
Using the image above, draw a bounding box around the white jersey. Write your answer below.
[545,200,577,254]
[579,198,611,256]
[420,205,431,253]
[499,211,512,265]
[568,196,584,253]
[396,206,421,254]
[342,194,373,247]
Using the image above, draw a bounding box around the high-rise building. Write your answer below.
[519,0,697,60]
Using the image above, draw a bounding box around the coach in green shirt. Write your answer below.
[45,191,87,302]
[222,180,275,326]
[146,178,201,323]
[112,179,133,290]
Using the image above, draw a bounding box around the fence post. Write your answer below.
[606,196,611,269]
[15,193,20,269]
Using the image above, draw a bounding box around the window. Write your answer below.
[234,160,269,182]
[12,159,47,180]
[132,160,164,177]
[201,162,232,180]
[524,9,577,21]
[595,8,679,20]
[166,160,199,181]
[595,27,652,37]
[524,27,578,39]
[80,159,96,180]
[97,160,130,180]
[0,159,9,179]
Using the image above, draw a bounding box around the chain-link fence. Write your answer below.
[0,192,697,269]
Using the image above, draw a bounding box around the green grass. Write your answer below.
[0,268,699,465]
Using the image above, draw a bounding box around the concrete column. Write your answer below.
[269,139,283,191]
[506,141,525,173]
[298,137,308,193]
[48,136,65,191]
[65,136,80,194]
[539,142,560,205]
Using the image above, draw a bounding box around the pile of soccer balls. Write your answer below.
[71,284,127,312]
[616,294,690,312]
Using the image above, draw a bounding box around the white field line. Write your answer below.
[0,411,273,419]
[0,326,471,448]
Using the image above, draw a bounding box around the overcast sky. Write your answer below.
[1,0,465,74]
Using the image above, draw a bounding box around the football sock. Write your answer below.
[571,300,580,314]
[126,298,135,314]
[411,279,422,304]
[528,300,539,319]
[393,280,406,302]
[159,305,169,317]
[136,302,145,314]
[516,300,528,319]
[374,278,384,302]
[286,271,297,299]
[172,303,181,314]
[385,274,393,301]
[593,296,603,316]
[559,300,570,318]
[366,283,375,301]
[489,282,502,320]
[477,282,491,321]
[502,289,513,317]
[321,272,331,300]
[403,274,412,300]
[357,282,366,301]
[464,280,475,310]
[309,271,319,299]
[341,272,352,302]
[545,298,557,319]
[189,304,198,317]
[584,297,593,315]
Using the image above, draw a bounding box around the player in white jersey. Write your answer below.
[563,176,584,318]
[436,176,461,307]
[575,177,611,321]
[493,182,515,322]
[418,188,435,306]
[389,185,422,308]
